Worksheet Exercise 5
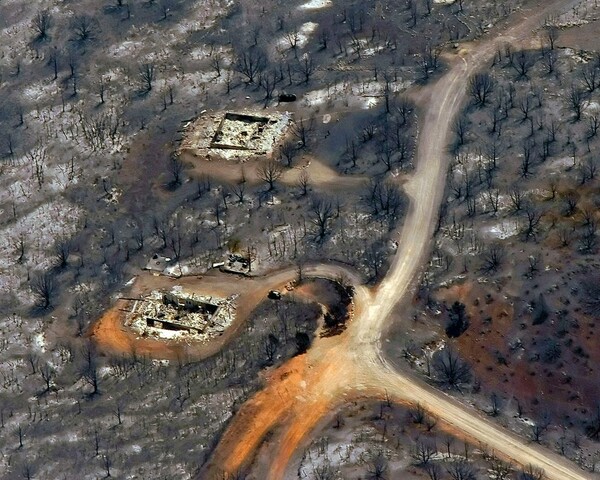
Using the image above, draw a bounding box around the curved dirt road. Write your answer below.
[198,1,595,478]
[91,261,363,361]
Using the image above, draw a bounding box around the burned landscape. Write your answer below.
[1,0,599,479]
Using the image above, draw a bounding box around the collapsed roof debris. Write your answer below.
[179,110,291,160]
[124,287,237,341]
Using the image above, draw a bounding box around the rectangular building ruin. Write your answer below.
[179,110,291,160]
[210,113,273,150]
[125,289,236,340]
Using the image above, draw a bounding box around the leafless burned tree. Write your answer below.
[518,464,545,480]
[297,54,315,83]
[280,140,298,167]
[309,195,335,242]
[568,85,584,122]
[80,342,100,396]
[367,451,388,480]
[139,63,156,93]
[425,463,442,480]
[512,50,532,78]
[235,47,266,84]
[432,347,471,390]
[481,242,504,273]
[210,51,223,77]
[412,438,436,466]
[257,159,283,191]
[522,205,543,242]
[581,63,600,93]
[453,115,468,149]
[53,238,71,269]
[70,15,99,45]
[290,117,314,149]
[447,460,477,480]
[30,271,56,309]
[488,455,512,480]
[168,155,184,188]
[31,10,52,42]
[365,178,404,229]
[468,72,494,107]
[39,362,56,395]
[544,18,558,50]
[297,170,310,196]
[585,404,600,440]
[264,71,283,107]
[13,233,26,264]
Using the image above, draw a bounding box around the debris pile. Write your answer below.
[180,110,291,160]
[221,253,252,275]
[125,287,237,341]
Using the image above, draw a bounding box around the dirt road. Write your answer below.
[198,1,597,478]
[90,262,363,360]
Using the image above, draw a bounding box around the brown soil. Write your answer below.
[182,150,366,193]
[436,281,519,396]
[89,304,186,360]
[90,264,362,361]
[198,3,595,479]
[89,2,595,479]
[559,19,600,52]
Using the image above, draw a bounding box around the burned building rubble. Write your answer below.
[125,288,236,340]
[179,110,291,160]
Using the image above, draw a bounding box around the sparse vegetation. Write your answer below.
[3,0,600,478]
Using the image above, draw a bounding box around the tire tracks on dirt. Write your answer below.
[199,1,595,478]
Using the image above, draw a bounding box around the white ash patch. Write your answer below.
[0,199,83,300]
[303,86,335,105]
[163,263,191,277]
[480,219,520,240]
[431,452,469,461]
[0,19,31,67]
[46,162,80,193]
[103,67,127,83]
[130,444,143,454]
[71,282,95,295]
[108,40,145,58]
[361,97,379,109]
[563,48,591,64]
[33,333,46,353]
[173,0,233,36]
[277,22,319,50]
[303,79,411,109]
[298,0,332,9]
[298,425,398,478]
[545,156,576,173]
[517,416,537,427]
[189,45,232,61]
[584,101,600,113]
[266,195,282,206]
[363,45,385,57]
[175,71,218,97]
[22,80,60,100]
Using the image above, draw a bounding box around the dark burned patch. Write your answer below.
[291,277,354,338]
[321,281,355,338]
